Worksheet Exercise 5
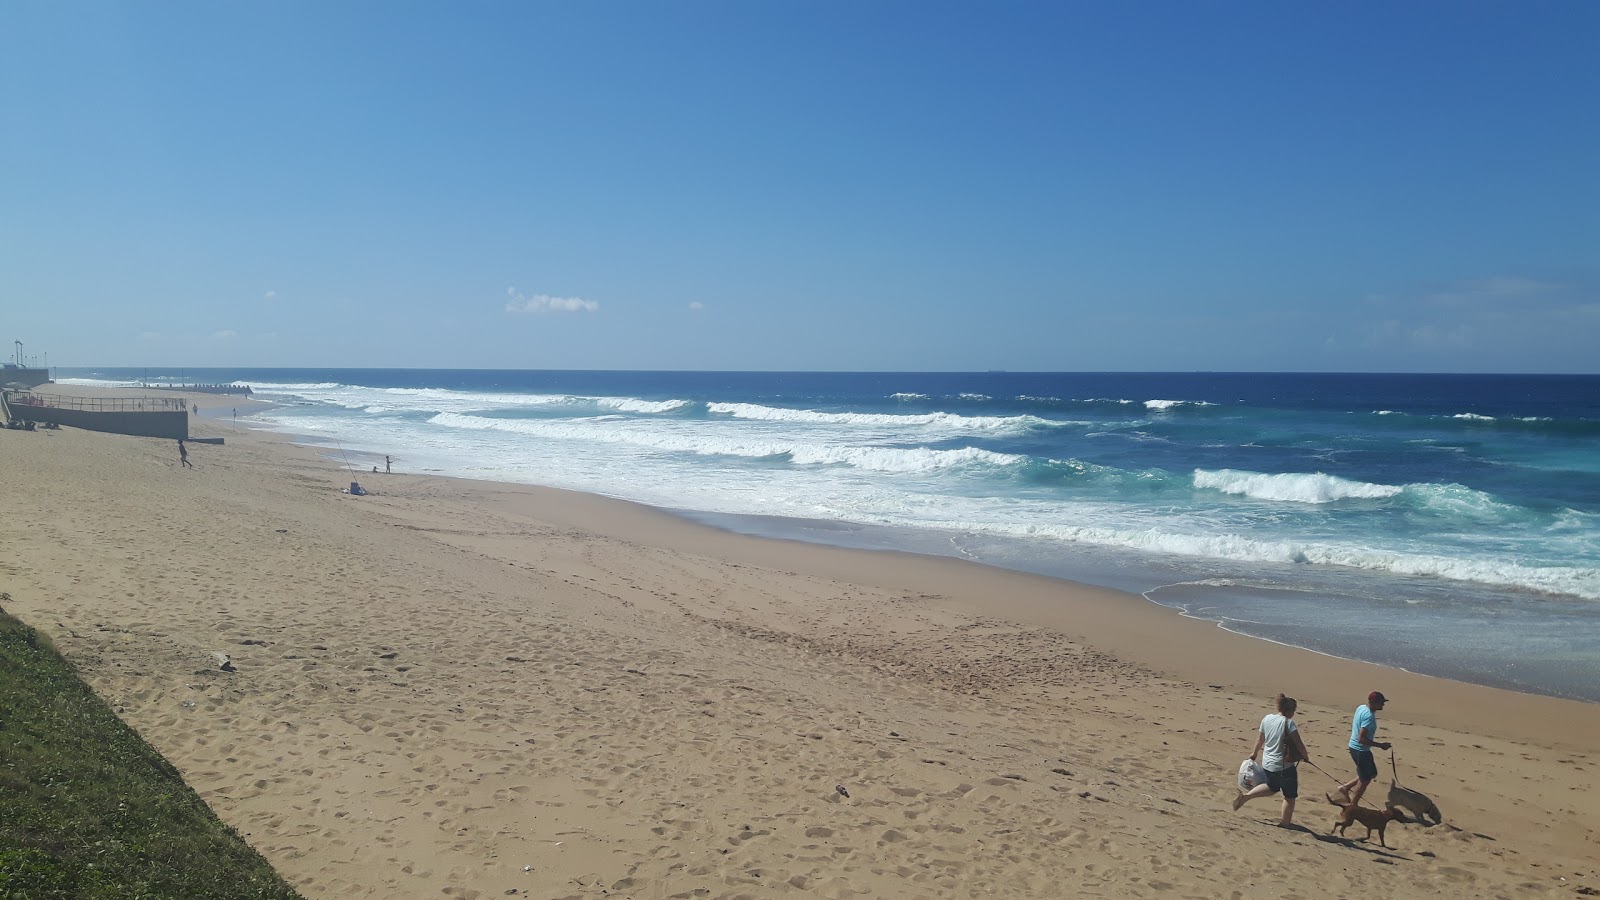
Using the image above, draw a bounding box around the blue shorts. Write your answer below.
[1264,766,1298,799]
[1350,747,1379,782]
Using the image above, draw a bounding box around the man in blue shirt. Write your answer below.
[1337,691,1392,806]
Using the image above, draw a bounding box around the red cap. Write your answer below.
[1369,691,1388,705]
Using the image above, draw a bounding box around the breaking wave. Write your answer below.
[958,519,1600,600]
[427,412,1024,474]
[1194,469,1402,504]
[706,402,1055,432]
[1145,399,1217,411]
[595,397,692,414]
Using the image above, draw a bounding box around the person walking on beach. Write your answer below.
[1337,691,1391,806]
[1233,693,1308,827]
[178,439,193,468]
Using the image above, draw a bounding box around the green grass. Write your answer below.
[0,606,304,899]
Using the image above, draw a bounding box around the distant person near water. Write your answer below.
[385,455,392,474]
[1233,693,1308,827]
[1338,692,1391,806]
[178,440,193,468]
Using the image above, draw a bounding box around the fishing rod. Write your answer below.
[333,438,356,473]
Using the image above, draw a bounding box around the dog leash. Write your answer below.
[1302,759,1381,810]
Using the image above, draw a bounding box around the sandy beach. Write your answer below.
[2,389,1596,899]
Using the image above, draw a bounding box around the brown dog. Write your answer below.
[1325,793,1409,848]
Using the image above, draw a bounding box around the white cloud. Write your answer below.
[264,290,277,301]
[1357,272,1597,353]
[1426,276,1564,309]
[1408,323,1474,349]
[505,287,599,314]
[1471,276,1561,297]
[211,329,238,339]
[1340,272,1597,368]
[688,301,705,311]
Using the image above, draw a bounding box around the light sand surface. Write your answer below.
[2,392,1597,899]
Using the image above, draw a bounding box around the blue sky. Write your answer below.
[2,2,1595,372]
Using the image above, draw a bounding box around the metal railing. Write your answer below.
[2,391,190,413]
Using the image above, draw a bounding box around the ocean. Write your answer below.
[58,369,1600,701]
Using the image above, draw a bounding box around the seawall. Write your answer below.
[4,392,188,440]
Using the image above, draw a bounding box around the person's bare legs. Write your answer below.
[1233,782,1274,810]
[1344,777,1373,807]
[1278,796,1297,827]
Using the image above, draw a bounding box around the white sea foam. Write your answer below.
[1145,399,1215,411]
[371,387,574,407]
[890,392,929,400]
[957,393,991,401]
[249,381,347,391]
[1453,412,1496,421]
[790,444,1021,473]
[1089,430,1174,445]
[1552,508,1600,530]
[54,377,139,387]
[284,404,1600,599]
[1194,469,1402,504]
[1013,395,1140,406]
[706,402,1050,432]
[953,519,1600,600]
[254,382,694,417]
[595,397,692,414]
[1403,483,1520,520]
[227,373,1600,607]
[427,412,1024,474]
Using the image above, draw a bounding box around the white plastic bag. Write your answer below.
[1238,758,1268,792]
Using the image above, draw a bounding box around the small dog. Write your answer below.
[1386,751,1443,825]
[1326,793,1409,848]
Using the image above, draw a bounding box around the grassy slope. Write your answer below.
[0,607,304,899]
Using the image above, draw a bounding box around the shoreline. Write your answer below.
[54,373,1600,704]
[49,382,1600,720]
[677,507,1600,703]
[4,387,1598,897]
[417,471,1600,744]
